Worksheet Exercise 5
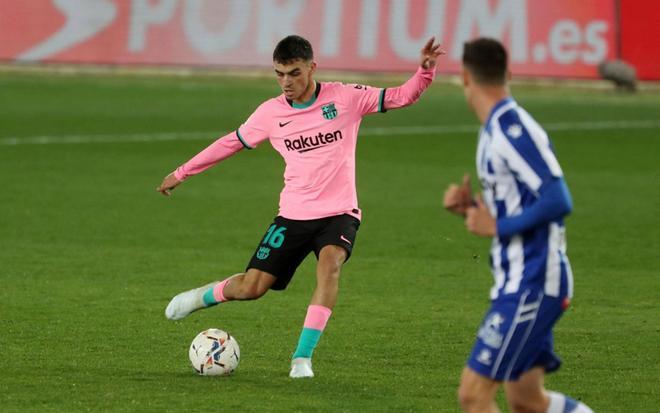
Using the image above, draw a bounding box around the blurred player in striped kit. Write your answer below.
[444,38,594,413]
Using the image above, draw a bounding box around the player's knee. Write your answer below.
[457,383,480,411]
[318,246,346,275]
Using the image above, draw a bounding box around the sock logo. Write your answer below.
[284,130,343,153]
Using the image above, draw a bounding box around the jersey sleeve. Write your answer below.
[492,110,563,194]
[342,66,435,116]
[341,83,386,116]
[173,131,245,181]
[173,103,272,181]
[235,103,271,149]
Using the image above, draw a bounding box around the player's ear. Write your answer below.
[309,61,317,75]
[506,69,512,83]
[462,67,470,87]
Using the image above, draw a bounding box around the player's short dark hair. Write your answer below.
[462,38,508,86]
[273,35,314,64]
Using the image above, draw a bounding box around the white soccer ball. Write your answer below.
[188,328,240,376]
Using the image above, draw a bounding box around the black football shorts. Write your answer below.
[246,214,360,290]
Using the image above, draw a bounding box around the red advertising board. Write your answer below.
[0,0,621,78]
[619,0,660,80]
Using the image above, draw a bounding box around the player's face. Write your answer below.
[274,59,316,102]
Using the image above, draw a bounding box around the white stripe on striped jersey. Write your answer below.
[565,254,574,298]
[504,236,525,294]
[518,108,564,178]
[545,223,562,297]
[490,239,507,300]
[492,122,544,193]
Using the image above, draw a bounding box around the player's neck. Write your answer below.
[474,87,510,124]
[293,80,317,105]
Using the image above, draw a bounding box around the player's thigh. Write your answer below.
[312,214,360,262]
[504,366,547,412]
[458,366,500,407]
[246,216,315,291]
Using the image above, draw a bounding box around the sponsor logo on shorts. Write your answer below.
[478,312,505,349]
[477,349,492,366]
[340,235,352,245]
[256,246,270,260]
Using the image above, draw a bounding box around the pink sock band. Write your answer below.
[212,278,230,302]
[303,305,332,331]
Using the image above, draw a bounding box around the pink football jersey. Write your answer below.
[174,67,435,221]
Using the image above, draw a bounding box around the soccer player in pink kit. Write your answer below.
[157,35,444,378]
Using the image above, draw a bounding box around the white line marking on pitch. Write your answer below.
[2,120,660,146]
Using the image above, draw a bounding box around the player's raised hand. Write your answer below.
[420,37,446,69]
[157,172,182,196]
[443,174,473,216]
[465,194,496,237]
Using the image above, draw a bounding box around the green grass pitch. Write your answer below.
[0,71,658,412]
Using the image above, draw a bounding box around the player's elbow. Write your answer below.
[557,179,573,217]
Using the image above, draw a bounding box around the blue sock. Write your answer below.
[292,328,322,359]
[202,287,220,307]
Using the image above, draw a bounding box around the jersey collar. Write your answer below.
[484,97,516,134]
[287,82,322,109]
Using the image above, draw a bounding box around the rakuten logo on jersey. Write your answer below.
[284,130,343,153]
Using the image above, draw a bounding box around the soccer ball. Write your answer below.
[188,328,240,376]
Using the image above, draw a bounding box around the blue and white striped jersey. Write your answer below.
[476,98,573,301]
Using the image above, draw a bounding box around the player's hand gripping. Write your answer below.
[420,37,446,70]
[465,194,497,237]
[157,172,182,196]
[443,174,474,216]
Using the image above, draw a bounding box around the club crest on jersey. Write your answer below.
[321,103,338,120]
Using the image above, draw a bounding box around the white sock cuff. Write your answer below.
[546,391,594,413]
[546,391,565,413]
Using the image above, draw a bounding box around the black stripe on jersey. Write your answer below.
[235,129,253,150]
[379,88,388,113]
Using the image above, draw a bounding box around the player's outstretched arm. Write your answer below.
[155,131,248,196]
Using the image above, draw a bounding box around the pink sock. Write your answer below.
[212,278,231,302]
[303,305,332,330]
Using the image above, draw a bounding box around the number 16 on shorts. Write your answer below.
[256,225,287,259]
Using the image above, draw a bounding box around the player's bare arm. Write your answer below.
[465,194,496,237]
[444,174,474,216]
[420,36,446,69]
[157,172,182,196]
